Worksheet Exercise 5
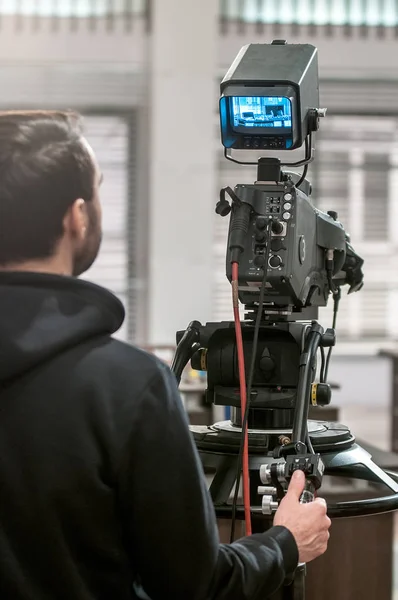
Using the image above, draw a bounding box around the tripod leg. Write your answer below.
[280,584,294,599]
[291,564,306,600]
[279,564,306,600]
[209,455,237,504]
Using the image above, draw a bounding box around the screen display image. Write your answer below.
[231,96,292,134]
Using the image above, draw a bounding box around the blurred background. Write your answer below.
[2,0,398,594]
[0,0,396,454]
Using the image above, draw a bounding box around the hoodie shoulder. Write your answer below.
[105,338,168,377]
[74,335,174,401]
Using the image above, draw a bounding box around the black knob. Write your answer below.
[327,210,338,221]
[253,138,260,149]
[313,383,332,407]
[259,348,276,376]
[255,231,266,243]
[271,220,284,234]
[322,328,336,348]
[254,255,266,267]
[271,239,284,252]
[256,217,267,230]
[345,256,357,267]
[269,255,282,268]
[215,199,231,217]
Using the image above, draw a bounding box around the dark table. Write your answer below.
[217,411,398,600]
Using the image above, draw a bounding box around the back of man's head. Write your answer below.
[0,110,96,268]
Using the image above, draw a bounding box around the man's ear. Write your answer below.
[63,198,87,240]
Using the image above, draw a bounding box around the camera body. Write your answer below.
[225,179,347,309]
[217,41,363,312]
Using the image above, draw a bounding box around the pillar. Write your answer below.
[148,0,218,345]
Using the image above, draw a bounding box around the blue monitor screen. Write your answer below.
[231,96,292,134]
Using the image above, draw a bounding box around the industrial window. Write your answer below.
[0,0,146,17]
[219,0,398,27]
[80,114,138,343]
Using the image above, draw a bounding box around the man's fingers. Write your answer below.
[314,497,328,513]
[314,497,327,506]
[285,470,305,500]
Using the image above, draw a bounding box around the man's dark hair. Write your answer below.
[0,110,95,264]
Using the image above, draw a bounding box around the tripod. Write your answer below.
[173,317,329,599]
[172,317,398,600]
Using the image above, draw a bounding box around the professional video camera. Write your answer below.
[171,41,398,599]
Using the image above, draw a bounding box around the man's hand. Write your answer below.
[273,470,331,564]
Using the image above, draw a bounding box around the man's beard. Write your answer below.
[72,206,102,277]
[72,231,102,277]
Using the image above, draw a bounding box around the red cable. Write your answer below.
[231,261,252,536]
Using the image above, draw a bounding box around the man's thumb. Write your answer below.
[286,469,305,500]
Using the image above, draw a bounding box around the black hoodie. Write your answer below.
[0,272,298,600]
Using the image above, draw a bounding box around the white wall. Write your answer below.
[327,355,392,408]
[147,0,218,345]
[0,16,148,107]
[1,17,397,78]
[0,15,147,63]
[218,24,398,79]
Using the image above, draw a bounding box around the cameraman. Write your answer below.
[0,111,330,600]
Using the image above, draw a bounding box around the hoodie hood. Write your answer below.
[0,272,125,383]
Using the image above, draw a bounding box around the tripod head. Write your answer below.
[178,318,334,431]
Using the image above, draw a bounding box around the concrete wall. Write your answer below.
[1,16,396,78]
[147,0,218,345]
[327,355,391,408]
[218,24,398,79]
[0,15,147,64]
